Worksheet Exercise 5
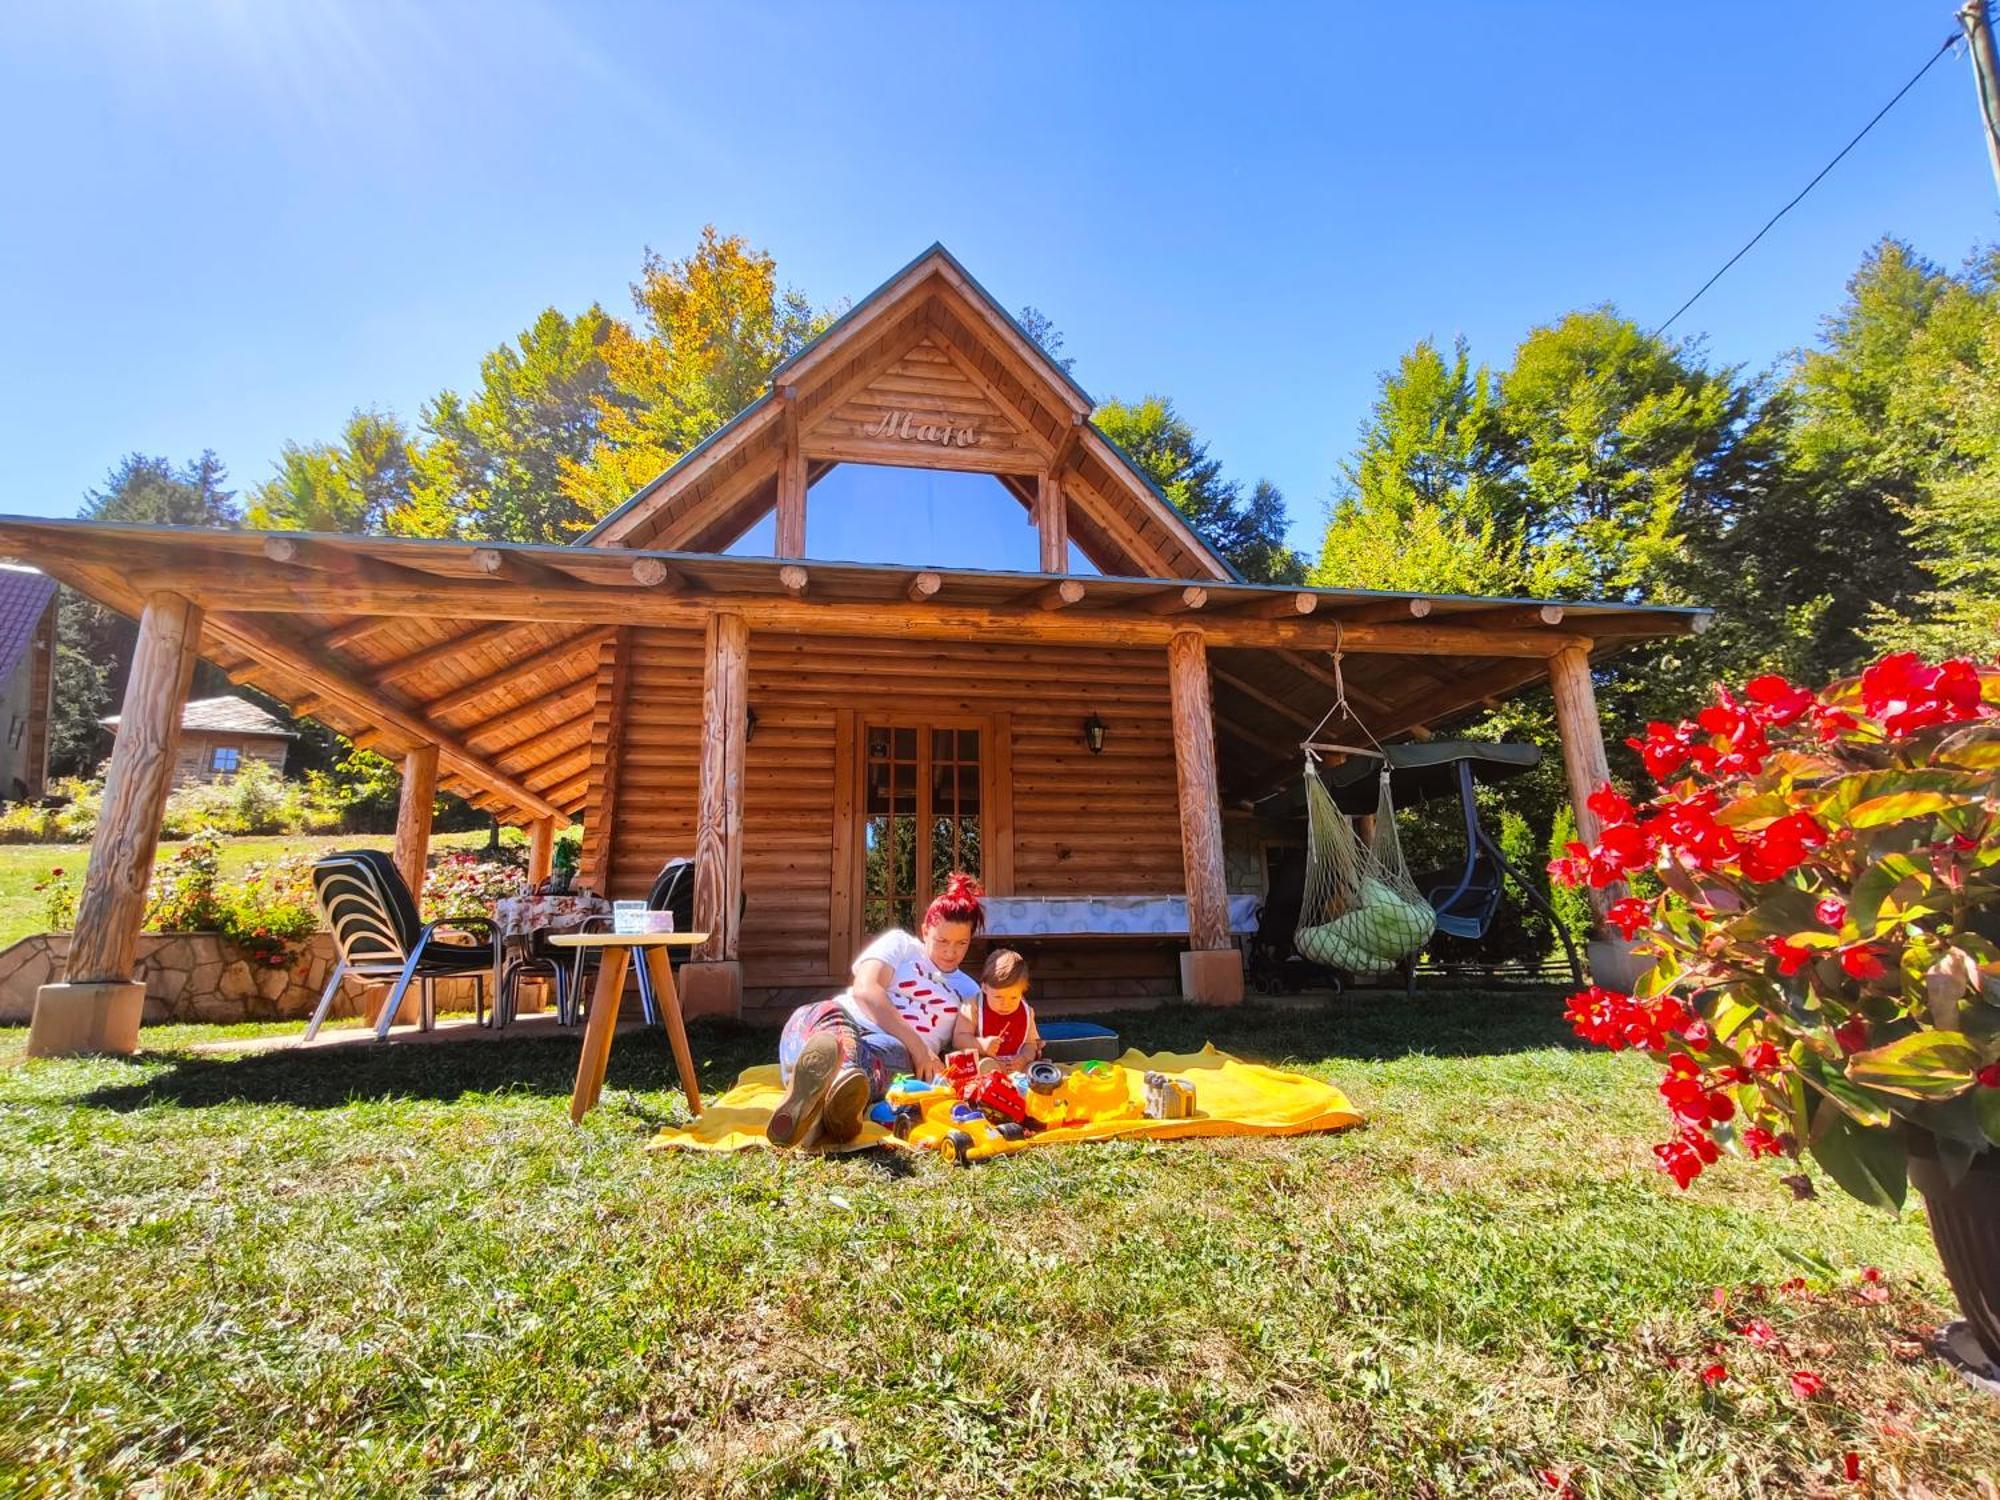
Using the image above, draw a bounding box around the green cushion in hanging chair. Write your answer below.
[1296,876,1437,976]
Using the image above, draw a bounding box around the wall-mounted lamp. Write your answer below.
[745,707,758,744]
[1083,712,1106,755]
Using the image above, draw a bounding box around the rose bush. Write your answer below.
[1551,652,2000,1208]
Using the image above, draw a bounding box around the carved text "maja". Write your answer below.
[861,410,981,448]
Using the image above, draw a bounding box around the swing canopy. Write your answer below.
[1322,740,1543,815]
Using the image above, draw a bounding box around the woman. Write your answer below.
[766,872,986,1150]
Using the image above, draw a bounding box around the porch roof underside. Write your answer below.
[0,516,1708,823]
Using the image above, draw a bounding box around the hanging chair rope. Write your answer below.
[1292,625,1437,976]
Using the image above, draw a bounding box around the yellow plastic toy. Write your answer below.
[1062,1060,1136,1122]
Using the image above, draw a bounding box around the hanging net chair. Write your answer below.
[1295,759,1436,976]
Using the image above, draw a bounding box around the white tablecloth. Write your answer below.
[982,894,1262,938]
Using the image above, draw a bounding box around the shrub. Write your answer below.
[1551,652,2000,1206]
[422,851,525,925]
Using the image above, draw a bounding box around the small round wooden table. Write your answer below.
[546,930,709,1123]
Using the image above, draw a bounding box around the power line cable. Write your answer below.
[1653,29,1963,337]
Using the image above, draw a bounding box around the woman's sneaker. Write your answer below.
[818,1067,871,1145]
[768,1034,839,1148]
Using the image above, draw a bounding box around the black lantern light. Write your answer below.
[1083,712,1106,754]
[745,706,758,743]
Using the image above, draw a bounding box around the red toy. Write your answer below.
[944,1049,980,1088]
[960,1070,1029,1127]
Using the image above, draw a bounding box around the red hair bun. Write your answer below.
[922,871,986,934]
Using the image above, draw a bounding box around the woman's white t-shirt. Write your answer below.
[838,928,978,1056]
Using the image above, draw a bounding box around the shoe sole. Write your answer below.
[818,1070,871,1145]
[768,1034,839,1148]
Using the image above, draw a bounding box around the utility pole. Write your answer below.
[1961,0,2000,197]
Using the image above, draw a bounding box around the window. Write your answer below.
[860,723,981,933]
[209,746,241,775]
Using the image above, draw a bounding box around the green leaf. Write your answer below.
[1977,1087,2000,1149]
[1849,790,1966,828]
[1715,792,1796,829]
[1710,994,1760,1044]
[1937,737,2000,771]
[1845,1031,1981,1099]
[1733,885,1821,939]
[1808,1107,1907,1212]
[1852,854,1926,935]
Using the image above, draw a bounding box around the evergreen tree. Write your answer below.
[247,409,417,534]
[1093,395,1304,582]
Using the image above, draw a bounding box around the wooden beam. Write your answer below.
[1229,590,1317,620]
[374,621,539,688]
[1166,629,1231,957]
[1332,597,1434,624]
[906,569,942,603]
[1271,649,1392,714]
[578,631,629,894]
[1047,414,1084,477]
[933,338,1057,462]
[626,556,686,591]
[459,678,598,752]
[205,613,564,821]
[1141,585,1207,616]
[775,388,806,557]
[472,547,575,588]
[325,617,395,653]
[1211,665,1318,730]
[1023,578,1086,611]
[54,592,203,987]
[1442,604,1565,630]
[417,627,612,721]
[393,743,438,901]
[779,564,809,600]
[694,612,749,963]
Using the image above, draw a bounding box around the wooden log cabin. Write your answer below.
[5,245,1706,1055]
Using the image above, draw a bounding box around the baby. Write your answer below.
[951,948,1041,1073]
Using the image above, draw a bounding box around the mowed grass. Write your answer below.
[3,993,1996,1497]
[0,831,497,949]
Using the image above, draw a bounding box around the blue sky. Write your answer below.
[2,1,1995,570]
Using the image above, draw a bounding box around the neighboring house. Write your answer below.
[102,696,294,784]
[0,565,56,801]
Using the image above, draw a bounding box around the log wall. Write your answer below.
[600,630,1186,994]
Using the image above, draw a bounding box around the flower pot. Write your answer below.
[1907,1132,2000,1373]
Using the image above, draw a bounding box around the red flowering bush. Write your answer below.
[1552,653,2000,1208]
[421,851,526,925]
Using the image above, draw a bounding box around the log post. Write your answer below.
[682,610,749,1018]
[28,592,203,1056]
[393,743,438,903]
[526,817,555,890]
[775,392,806,558]
[1037,471,1068,574]
[1166,628,1242,1004]
[1549,642,1642,986]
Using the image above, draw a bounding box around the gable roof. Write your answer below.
[0,565,54,680]
[577,244,1239,581]
[103,695,296,739]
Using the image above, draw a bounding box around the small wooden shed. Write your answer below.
[103,695,294,784]
[5,245,1704,1056]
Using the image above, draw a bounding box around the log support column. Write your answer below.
[1166,628,1242,1004]
[682,610,749,1019]
[393,744,438,902]
[775,390,806,558]
[526,816,555,890]
[1549,643,1645,988]
[1036,470,1068,574]
[28,592,203,1056]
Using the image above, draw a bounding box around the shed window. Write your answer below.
[209,746,241,775]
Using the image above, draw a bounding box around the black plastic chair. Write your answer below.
[562,857,701,1028]
[304,849,493,1042]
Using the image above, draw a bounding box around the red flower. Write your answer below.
[1587,782,1637,826]
[1699,1362,1729,1386]
[1742,1040,1784,1073]
[1628,720,1693,780]
[1768,937,1815,977]
[1642,787,1743,871]
[1814,896,1848,929]
[1737,812,1829,883]
[1691,690,1771,777]
[1843,1452,1862,1483]
[1861,652,1989,737]
[1833,1016,1870,1054]
[1811,703,1860,741]
[1977,1062,2000,1088]
[1743,674,1815,725]
[1789,1370,1825,1400]
[1742,1125,1784,1159]
[1605,896,1652,940]
[1657,1137,1708,1189]
[1860,1266,1882,1283]
[1839,946,1886,981]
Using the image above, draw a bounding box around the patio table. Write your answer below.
[547,930,708,1123]
[490,891,611,1013]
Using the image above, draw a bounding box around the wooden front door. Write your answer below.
[860,722,984,933]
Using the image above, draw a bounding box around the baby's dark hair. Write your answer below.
[981,948,1028,988]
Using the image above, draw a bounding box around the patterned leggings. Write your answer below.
[777,999,914,1101]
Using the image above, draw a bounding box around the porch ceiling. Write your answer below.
[0,515,1707,823]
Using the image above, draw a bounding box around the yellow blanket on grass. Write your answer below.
[646,1045,1363,1156]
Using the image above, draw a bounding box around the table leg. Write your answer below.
[643,946,704,1116]
[570,947,630,1123]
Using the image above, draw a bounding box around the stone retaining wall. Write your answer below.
[0,931,477,1026]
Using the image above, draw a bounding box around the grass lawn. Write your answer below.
[0,830,498,950]
[3,992,1996,1497]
